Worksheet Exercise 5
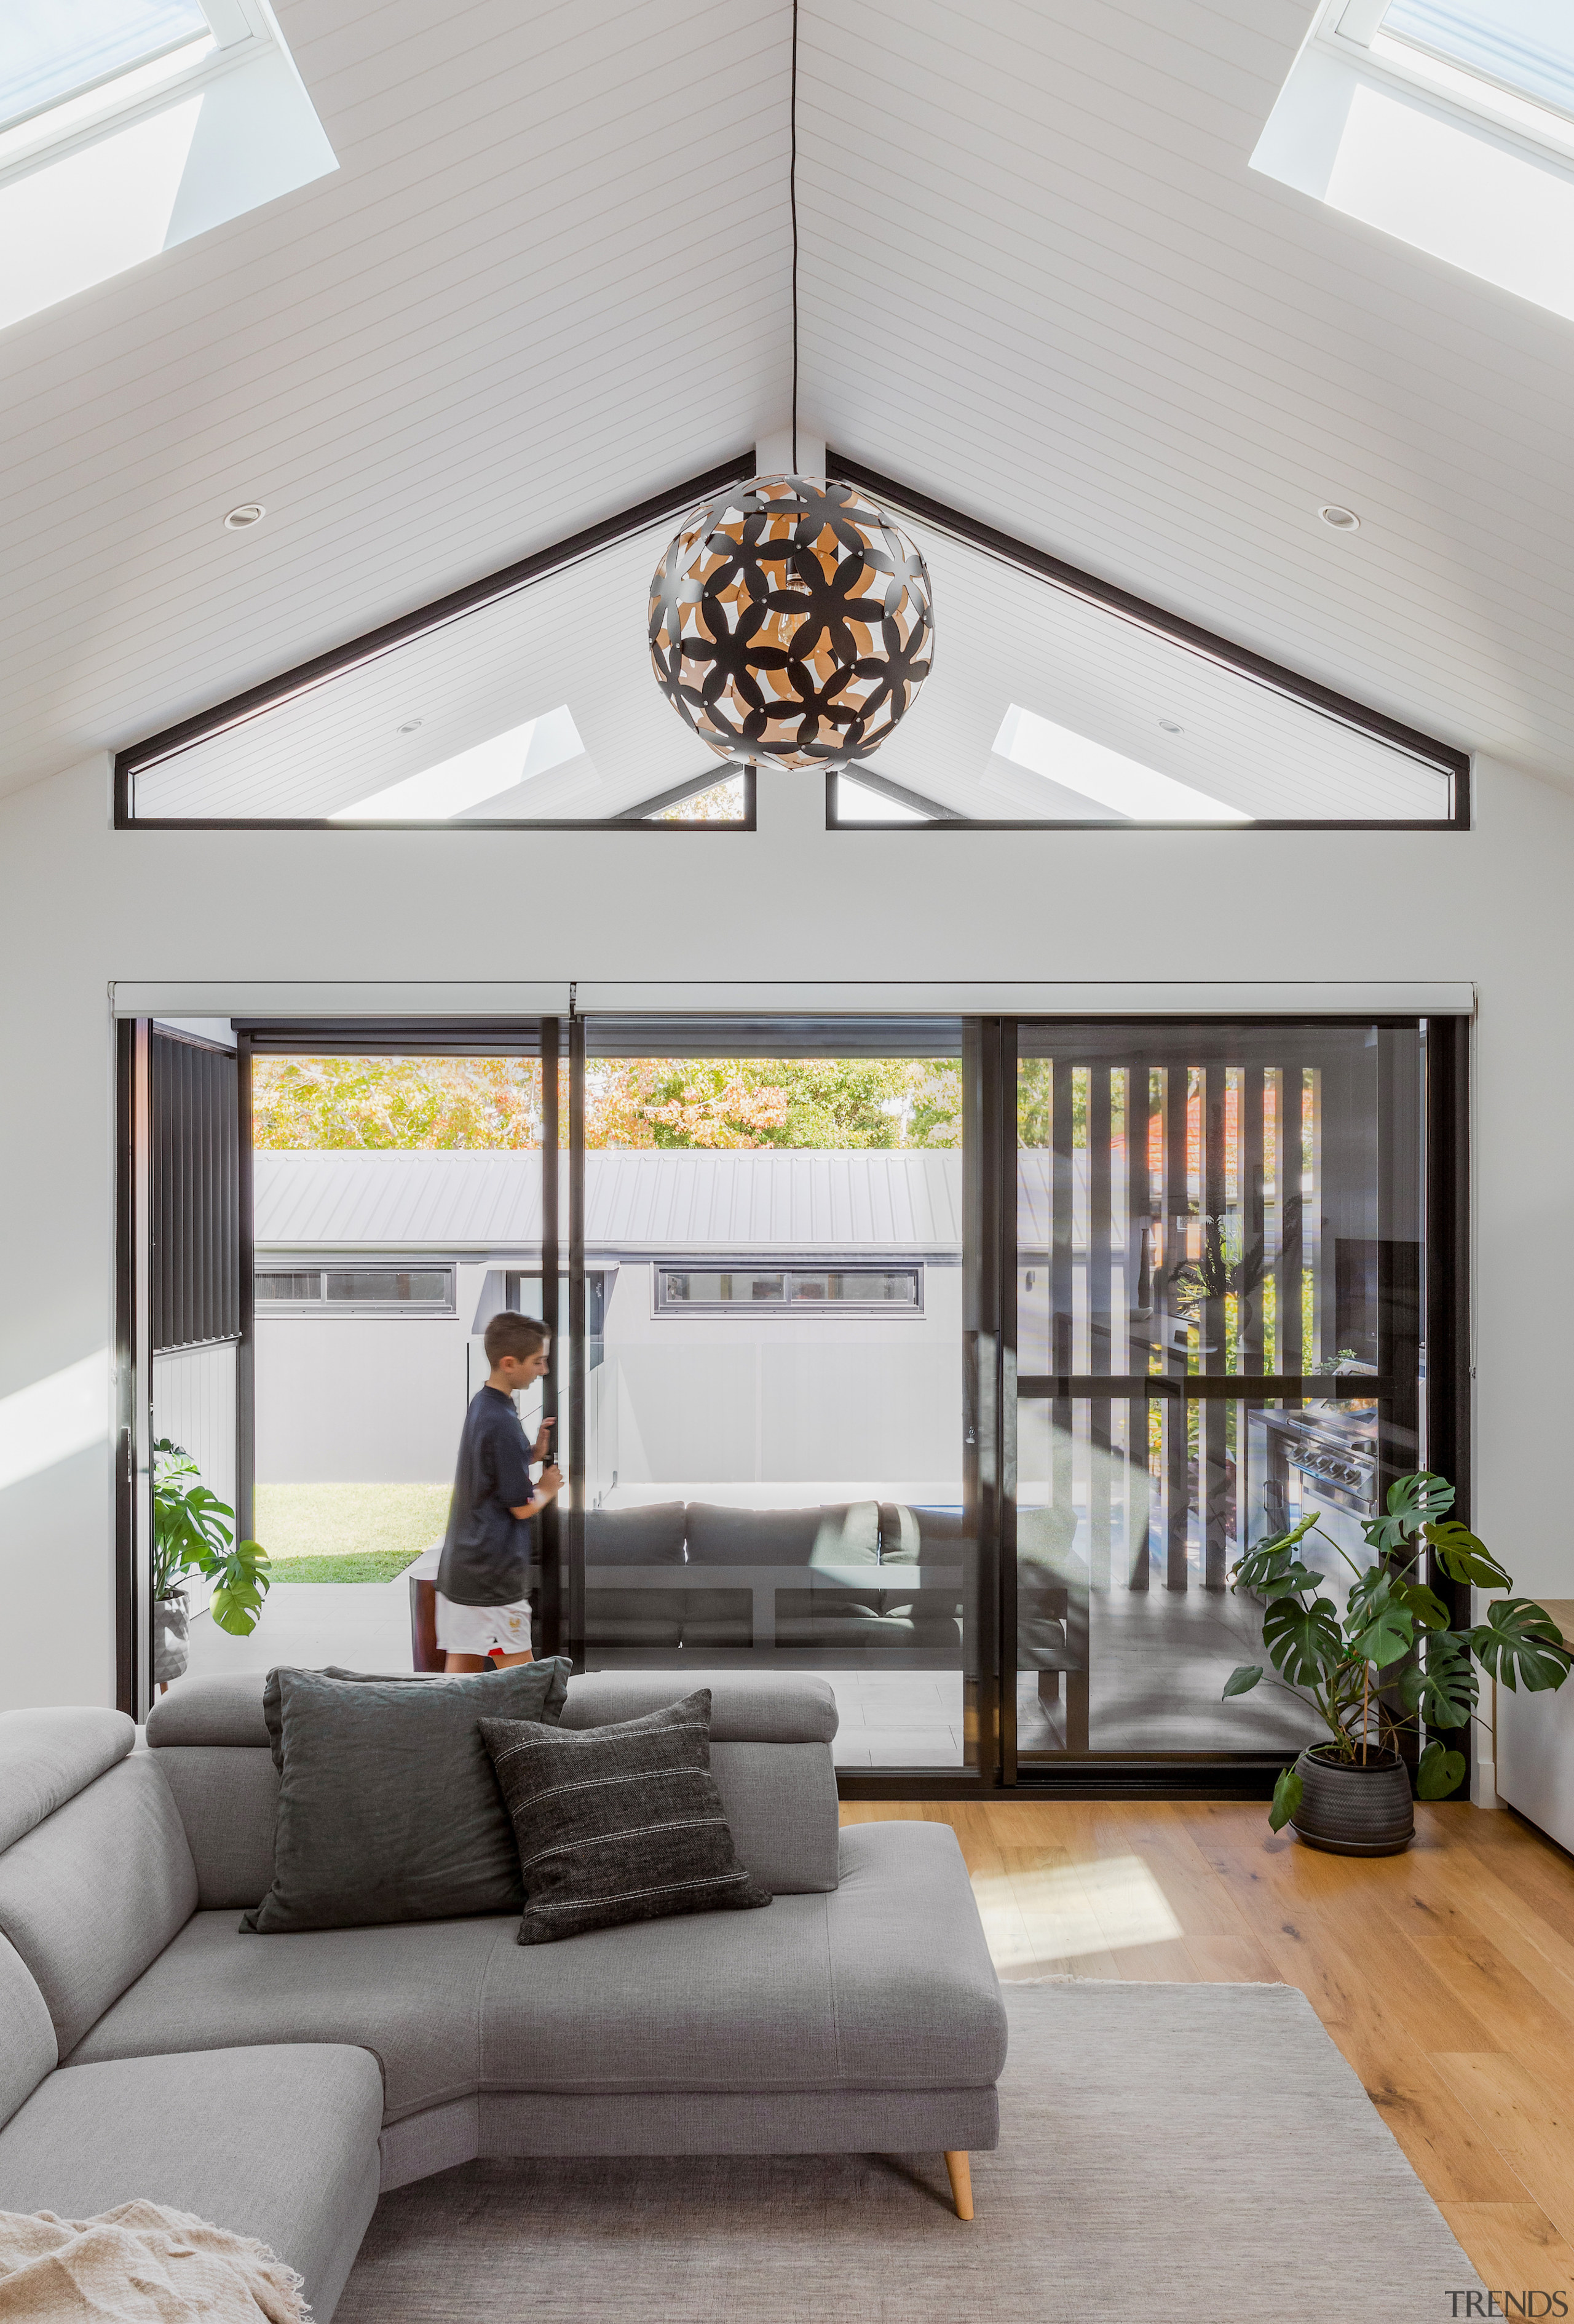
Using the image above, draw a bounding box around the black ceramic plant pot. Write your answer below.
[1290,1743,1415,1857]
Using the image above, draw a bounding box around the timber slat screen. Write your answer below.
[1011,1020,1422,1769]
[149,1029,240,1354]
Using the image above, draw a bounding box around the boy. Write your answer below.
[435,1311,563,1671]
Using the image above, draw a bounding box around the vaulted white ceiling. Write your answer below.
[4,0,1573,803]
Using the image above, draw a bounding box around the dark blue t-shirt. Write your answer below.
[436,1385,537,1606]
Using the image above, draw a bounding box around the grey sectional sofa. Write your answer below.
[0,1672,1006,2320]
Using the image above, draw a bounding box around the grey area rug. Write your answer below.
[335,1982,1485,2324]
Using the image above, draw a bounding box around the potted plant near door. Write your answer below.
[151,1438,272,1686]
[1223,1470,1572,1853]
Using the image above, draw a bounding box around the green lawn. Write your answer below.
[253,1481,451,1585]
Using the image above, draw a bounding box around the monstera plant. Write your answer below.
[151,1438,271,1684]
[1224,1471,1571,1852]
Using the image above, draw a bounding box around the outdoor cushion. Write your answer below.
[0,1935,55,2133]
[684,1501,879,1566]
[478,1814,1004,2093]
[0,2043,382,2324]
[71,1909,513,2123]
[0,1752,197,2055]
[481,1691,772,1944]
[0,1708,135,1851]
[243,1659,571,1933]
[584,1501,687,1565]
[585,1501,687,1648]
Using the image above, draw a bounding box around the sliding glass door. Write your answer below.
[1008,1019,1427,1774]
[560,1017,982,1779]
[121,1002,1461,1778]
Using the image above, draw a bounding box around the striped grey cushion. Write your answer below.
[478,1690,772,1945]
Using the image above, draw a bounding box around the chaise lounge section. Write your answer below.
[0,1673,1006,2318]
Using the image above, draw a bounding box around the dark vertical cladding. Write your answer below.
[149,1029,240,1355]
[539,1021,562,1658]
[964,1017,1005,1783]
[1202,1063,1228,1590]
[566,1012,587,1672]
[1164,1061,1190,1591]
[114,1023,138,1716]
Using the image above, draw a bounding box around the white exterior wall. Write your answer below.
[149,1340,237,1614]
[0,754,1569,1709]
[595,1260,962,1496]
[254,1314,470,1485]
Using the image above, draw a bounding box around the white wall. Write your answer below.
[254,1315,469,1484]
[150,1340,237,1614]
[599,1263,962,1492]
[0,753,1569,1708]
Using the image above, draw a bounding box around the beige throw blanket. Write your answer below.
[0,2202,310,2322]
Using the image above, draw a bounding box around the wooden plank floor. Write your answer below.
[841,1796,1574,2302]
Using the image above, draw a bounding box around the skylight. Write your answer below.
[1254,2,1574,323]
[0,0,209,129]
[992,707,1251,825]
[330,708,588,822]
[1382,1,1574,118]
[0,0,336,333]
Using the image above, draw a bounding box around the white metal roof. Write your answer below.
[254,1146,997,1258]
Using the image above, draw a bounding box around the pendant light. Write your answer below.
[647,3,933,774]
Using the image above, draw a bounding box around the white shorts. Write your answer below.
[434,1592,534,1657]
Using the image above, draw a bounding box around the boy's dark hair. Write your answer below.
[484,1311,548,1366]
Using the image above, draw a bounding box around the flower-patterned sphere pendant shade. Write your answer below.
[649,474,933,772]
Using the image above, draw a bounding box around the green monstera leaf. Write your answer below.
[1222,1665,1263,1698]
[1233,1518,1321,1597]
[1397,1628,1477,1729]
[1268,1764,1304,1833]
[1416,1739,1468,1799]
[1393,1576,1452,1632]
[1345,1571,1417,1670]
[1363,1472,1454,1558]
[1423,1521,1511,1593]
[1468,1600,1574,1694]
[1262,1595,1343,1687]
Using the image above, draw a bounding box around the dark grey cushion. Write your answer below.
[684,1501,879,1566]
[480,1689,772,1945]
[242,1660,570,1935]
[584,1501,688,1646]
[583,1502,687,1565]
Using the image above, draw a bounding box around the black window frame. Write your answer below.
[651,1262,925,1315]
[823,454,1471,835]
[253,1263,456,1315]
[114,459,760,832]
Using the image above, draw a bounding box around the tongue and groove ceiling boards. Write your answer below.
[4,0,1574,806]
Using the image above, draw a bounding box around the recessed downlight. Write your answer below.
[224,503,266,530]
[1318,504,1360,531]
[397,718,423,734]
[1158,718,1184,734]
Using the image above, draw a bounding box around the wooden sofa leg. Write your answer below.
[944,2151,973,2220]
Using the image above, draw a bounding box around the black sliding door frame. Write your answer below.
[999,1013,1470,1800]
[231,1016,559,1646]
[117,1003,1468,1796]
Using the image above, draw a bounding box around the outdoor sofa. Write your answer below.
[0,1671,1006,2320]
[411,1498,1086,1683]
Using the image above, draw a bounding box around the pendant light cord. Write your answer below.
[790,0,799,474]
